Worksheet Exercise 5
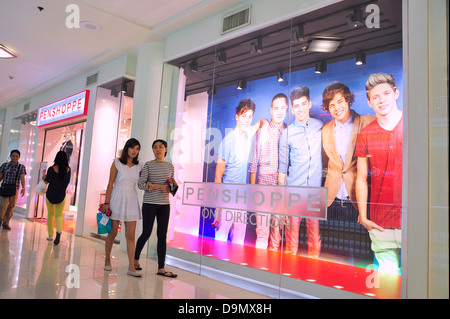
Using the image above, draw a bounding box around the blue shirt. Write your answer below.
[278,117,323,187]
[219,129,254,184]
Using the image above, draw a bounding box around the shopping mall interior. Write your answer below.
[0,0,447,302]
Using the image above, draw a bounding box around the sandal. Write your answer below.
[157,271,177,278]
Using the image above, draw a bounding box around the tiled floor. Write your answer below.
[0,216,273,299]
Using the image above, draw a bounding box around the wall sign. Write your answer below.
[37,90,89,127]
[183,181,328,219]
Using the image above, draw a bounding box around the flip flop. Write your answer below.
[157,271,177,278]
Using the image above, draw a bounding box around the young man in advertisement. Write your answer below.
[248,93,288,249]
[277,87,323,257]
[321,83,376,264]
[213,99,259,244]
[355,73,403,274]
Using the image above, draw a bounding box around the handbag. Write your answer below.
[97,212,111,234]
[0,165,20,197]
[97,204,111,234]
[35,180,48,195]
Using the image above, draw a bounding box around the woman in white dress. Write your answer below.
[102,138,143,277]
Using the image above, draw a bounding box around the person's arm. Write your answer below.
[250,118,268,137]
[278,172,286,186]
[278,130,288,186]
[20,173,26,196]
[102,161,118,214]
[249,127,262,185]
[0,164,5,182]
[212,158,227,228]
[138,162,151,190]
[214,158,226,183]
[356,156,383,231]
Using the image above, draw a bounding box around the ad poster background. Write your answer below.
[198,48,403,251]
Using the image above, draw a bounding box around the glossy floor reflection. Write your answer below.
[0,217,272,299]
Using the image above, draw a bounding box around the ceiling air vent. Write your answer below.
[222,7,251,34]
[86,72,98,87]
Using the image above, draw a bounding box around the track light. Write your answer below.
[292,24,305,43]
[121,80,127,93]
[237,80,247,90]
[189,59,198,72]
[250,38,263,54]
[315,60,327,74]
[346,6,364,28]
[355,52,366,65]
[217,50,227,64]
[277,71,284,82]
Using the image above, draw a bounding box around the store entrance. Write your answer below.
[34,121,86,234]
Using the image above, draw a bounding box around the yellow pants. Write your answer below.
[46,198,65,237]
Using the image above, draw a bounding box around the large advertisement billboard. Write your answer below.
[163,2,404,298]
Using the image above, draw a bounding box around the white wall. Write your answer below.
[164,0,337,60]
[1,54,136,237]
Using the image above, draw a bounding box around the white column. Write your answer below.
[119,42,165,256]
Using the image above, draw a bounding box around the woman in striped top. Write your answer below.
[134,139,178,278]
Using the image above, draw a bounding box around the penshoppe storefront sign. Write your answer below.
[182,181,328,219]
[37,90,89,127]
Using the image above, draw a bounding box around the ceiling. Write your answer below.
[167,0,403,97]
[0,0,402,109]
[0,0,250,108]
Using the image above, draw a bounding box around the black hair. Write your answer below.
[10,149,20,157]
[54,151,70,180]
[152,139,168,157]
[119,138,141,165]
[290,86,310,105]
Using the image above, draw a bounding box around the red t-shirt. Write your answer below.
[355,116,403,229]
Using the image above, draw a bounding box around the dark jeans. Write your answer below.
[327,198,359,264]
[134,203,170,269]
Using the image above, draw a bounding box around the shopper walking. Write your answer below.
[43,151,71,245]
[103,138,143,277]
[134,139,178,278]
[0,150,27,230]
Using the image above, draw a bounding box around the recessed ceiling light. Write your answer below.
[80,21,102,31]
[0,44,17,58]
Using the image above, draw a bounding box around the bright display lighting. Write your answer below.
[0,44,17,58]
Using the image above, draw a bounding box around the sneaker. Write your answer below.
[2,224,11,230]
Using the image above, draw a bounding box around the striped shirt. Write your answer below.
[138,160,174,205]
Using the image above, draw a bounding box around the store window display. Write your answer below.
[5,118,36,210]
[157,0,404,298]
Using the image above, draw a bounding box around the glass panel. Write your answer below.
[86,77,135,241]
[5,119,36,209]
[161,0,404,299]
[35,122,86,234]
